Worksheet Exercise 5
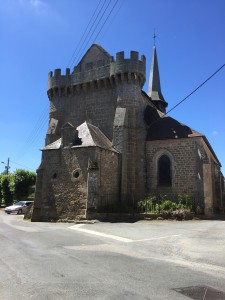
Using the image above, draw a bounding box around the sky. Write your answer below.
[0,0,225,175]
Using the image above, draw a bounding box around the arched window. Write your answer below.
[158,155,171,186]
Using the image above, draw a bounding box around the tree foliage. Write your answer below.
[0,174,13,206]
[10,169,36,200]
[0,169,36,206]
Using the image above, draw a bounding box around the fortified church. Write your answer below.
[32,44,224,221]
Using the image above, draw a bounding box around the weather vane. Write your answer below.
[153,30,157,46]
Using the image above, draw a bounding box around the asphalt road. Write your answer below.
[0,210,225,300]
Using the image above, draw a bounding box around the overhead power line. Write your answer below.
[166,63,225,116]
[109,63,225,151]
[11,0,122,168]
[16,103,49,159]
[10,160,35,171]
[93,0,119,42]
[98,0,125,42]
[72,0,114,67]
[67,0,104,68]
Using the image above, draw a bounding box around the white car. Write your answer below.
[4,201,34,215]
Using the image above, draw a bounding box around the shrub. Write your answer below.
[137,193,193,217]
[0,175,13,206]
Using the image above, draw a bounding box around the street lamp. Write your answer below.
[1,158,10,175]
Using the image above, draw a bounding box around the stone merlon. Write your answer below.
[47,50,146,92]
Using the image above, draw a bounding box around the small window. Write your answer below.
[85,62,93,71]
[52,173,57,179]
[72,169,80,179]
[73,171,79,178]
[158,155,171,186]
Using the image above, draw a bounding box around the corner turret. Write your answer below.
[148,46,168,113]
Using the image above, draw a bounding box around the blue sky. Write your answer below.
[0,0,225,174]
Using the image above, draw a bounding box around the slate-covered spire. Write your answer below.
[148,46,168,113]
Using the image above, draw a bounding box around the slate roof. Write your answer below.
[147,46,168,107]
[42,121,119,153]
[145,106,202,140]
[42,138,62,150]
[145,105,221,165]
[75,122,119,153]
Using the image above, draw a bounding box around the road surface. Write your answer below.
[0,210,225,299]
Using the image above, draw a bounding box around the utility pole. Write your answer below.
[1,158,10,174]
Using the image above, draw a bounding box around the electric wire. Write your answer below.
[108,63,225,151]
[68,0,107,67]
[67,0,103,68]
[16,103,49,158]
[12,0,120,169]
[166,63,225,116]
[10,160,35,171]
[69,0,110,68]
[15,0,106,161]
[98,0,125,42]
[93,0,119,42]
[74,0,114,67]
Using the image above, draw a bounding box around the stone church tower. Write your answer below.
[32,44,224,221]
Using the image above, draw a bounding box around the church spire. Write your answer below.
[148,43,168,113]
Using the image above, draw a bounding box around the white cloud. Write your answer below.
[16,0,47,12]
[29,0,45,8]
[212,130,219,135]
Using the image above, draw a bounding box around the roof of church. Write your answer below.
[148,46,167,105]
[74,121,119,152]
[144,106,221,165]
[42,138,62,150]
[42,121,119,153]
[145,106,201,140]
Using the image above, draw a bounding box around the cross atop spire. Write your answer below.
[153,30,157,46]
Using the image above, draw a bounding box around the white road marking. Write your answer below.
[135,234,183,242]
[68,224,132,243]
[68,224,182,243]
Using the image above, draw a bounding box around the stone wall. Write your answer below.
[32,145,120,221]
[113,80,147,203]
[201,138,223,214]
[96,148,120,208]
[146,137,205,208]
[32,147,93,221]
[46,50,147,205]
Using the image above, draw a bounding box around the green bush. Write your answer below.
[0,175,13,206]
[137,193,193,214]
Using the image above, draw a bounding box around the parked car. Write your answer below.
[4,201,34,215]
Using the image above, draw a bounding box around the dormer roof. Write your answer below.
[75,122,119,153]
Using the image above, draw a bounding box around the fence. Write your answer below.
[95,191,205,215]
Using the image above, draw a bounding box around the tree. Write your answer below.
[10,169,36,200]
[0,175,2,206]
[0,174,13,206]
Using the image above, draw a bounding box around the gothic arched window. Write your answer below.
[158,155,171,186]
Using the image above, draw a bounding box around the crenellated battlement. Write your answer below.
[110,50,146,78]
[47,49,146,94]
